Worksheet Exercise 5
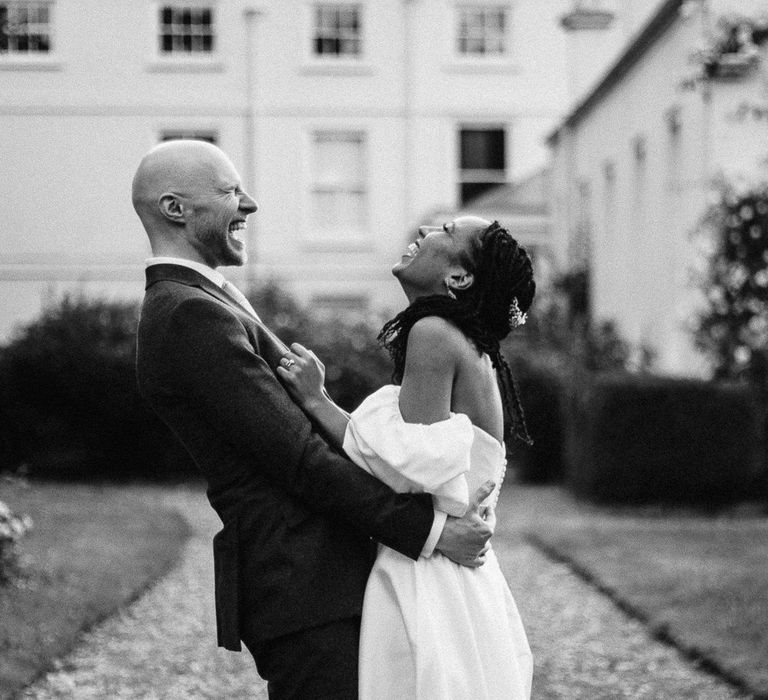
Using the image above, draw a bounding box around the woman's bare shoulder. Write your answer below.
[407,316,475,363]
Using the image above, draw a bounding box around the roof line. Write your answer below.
[548,0,683,144]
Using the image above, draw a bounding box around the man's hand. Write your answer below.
[435,480,495,568]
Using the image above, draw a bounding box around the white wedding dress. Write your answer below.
[343,385,533,700]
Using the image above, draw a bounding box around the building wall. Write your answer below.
[0,0,579,338]
[549,0,768,374]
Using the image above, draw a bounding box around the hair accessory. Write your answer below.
[508,297,527,328]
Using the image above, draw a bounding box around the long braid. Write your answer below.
[494,352,533,446]
[380,220,535,446]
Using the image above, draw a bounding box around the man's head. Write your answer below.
[132,140,258,268]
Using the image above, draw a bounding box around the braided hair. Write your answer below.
[379,221,535,446]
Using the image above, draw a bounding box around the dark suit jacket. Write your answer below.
[135,264,434,650]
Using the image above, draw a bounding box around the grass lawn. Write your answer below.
[512,487,768,698]
[0,480,191,699]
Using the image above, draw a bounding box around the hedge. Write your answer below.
[0,286,392,480]
[506,355,570,484]
[565,373,766,504]
[0,295,194,480]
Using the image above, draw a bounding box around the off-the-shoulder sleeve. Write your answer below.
[342,386,474,516]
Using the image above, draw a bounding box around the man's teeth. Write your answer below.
[229,222,246,239]
[406,243,419,256]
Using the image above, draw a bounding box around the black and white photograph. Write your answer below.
[1,1,767,698]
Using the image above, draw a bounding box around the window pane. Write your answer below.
[460,129,505,170]
[457,6,507,56]
[312,132,366,236]
[461,182,498,205]
[159,5,214,54]
[313,3,361,57]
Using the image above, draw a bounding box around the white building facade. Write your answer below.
[0,0,577,338]
[549,0,768,375]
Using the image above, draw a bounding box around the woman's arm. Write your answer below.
[277,342,349,451]
[398,317,460,424]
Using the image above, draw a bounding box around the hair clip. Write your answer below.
[508,297,527,328]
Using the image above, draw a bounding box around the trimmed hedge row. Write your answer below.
[507,354,767,504]
[567,373,765,504]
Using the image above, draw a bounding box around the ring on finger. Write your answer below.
[281,357,296,369]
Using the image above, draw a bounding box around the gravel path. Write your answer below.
[23,485,746,699]
[22,488,266,700]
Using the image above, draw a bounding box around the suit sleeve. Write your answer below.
[165,296,434,560]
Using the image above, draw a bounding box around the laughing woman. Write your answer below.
[279,216,534,700]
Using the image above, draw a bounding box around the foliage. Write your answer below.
[565,373,765,504]
[0,294,193,480]
[0,498,32,584]
[682,13,768,89]
[505,355,569,484]
[502,267,647,483]
[508,267,642,374]
[693,184,768,388]
[0,282,393,480]
[249,279,392,411]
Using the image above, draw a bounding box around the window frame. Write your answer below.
[303,127,370,249]
[445,1,517,73]
[148,0,223,72]
[301,0,372,75]
[456,124,509,207]
[0,0,60,70]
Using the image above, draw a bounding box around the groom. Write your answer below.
[133,140,494,699]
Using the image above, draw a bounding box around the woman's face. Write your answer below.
[392,216,489,299]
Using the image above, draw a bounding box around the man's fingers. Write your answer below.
[290,342,310,358]
[468,480,495,512]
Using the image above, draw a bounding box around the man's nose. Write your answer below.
[240,192,258,213]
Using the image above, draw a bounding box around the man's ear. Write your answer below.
[158,193,185,223]
[445,266,474,293]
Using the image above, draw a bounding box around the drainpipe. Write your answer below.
[243,7,263,289]
[402,0,416,229]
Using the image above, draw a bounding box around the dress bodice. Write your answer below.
[343,385,506,516]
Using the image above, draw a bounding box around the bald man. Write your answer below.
[133,141,493,700]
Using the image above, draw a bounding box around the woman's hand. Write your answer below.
[276,342,326,409]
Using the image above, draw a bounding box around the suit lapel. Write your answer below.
[145,264,291,358]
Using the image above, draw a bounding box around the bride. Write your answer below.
[278,216,534,699]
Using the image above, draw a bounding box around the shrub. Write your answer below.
[505,353,570,484]
[565,373,766,504]
[249,279,392,411]
[0,283,393,480]
[693,183,768,388]
[0,499,32,584]
[0,295,194,480]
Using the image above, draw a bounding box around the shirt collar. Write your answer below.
[145,256,226,288]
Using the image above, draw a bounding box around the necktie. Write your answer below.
[222,280,261,321]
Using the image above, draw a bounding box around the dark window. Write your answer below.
[0,2,52,54]
[459,128,506,205]
[159,5,214,54]
[314,4,362,57]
